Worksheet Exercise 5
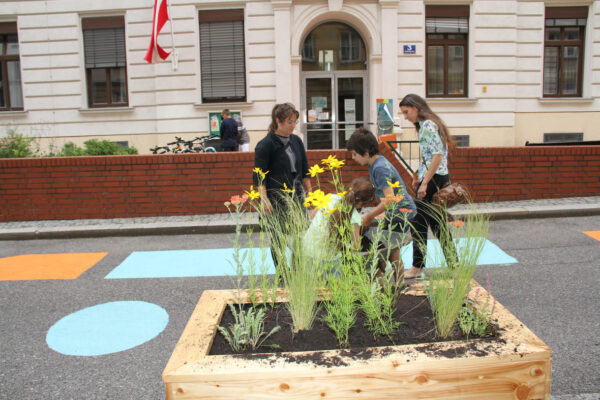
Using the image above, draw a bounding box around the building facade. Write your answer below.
[0,0,598,153]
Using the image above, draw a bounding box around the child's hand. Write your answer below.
[362,214,373,228]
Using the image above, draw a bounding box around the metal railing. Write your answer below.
[384,140,420,174]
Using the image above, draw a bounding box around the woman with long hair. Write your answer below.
[399,93,458,279]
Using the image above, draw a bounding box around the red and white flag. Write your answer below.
[144,0,171,63]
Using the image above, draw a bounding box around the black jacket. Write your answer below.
[253,131,309,205]
[220,117,239,148]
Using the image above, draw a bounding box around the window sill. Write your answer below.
[537,97,594,104]
[0,110,28,118]
[425,97,478,105]
[79,106,135,114]
[194,101,253,110]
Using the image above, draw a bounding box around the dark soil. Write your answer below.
[209,294,498,358]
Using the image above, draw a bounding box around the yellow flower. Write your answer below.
[323,206,337,216]
[387,180,401,188]
[308,164,325,177]
[281,183,295,193]
[312,193,332,210]
[321,154,338,167]
[337,190,347,197]
[304,189,331,209]
[253,167,268,180]
[321,154,345,170]
[244,186,260,200]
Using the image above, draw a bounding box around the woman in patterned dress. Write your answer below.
[399,94,458,279]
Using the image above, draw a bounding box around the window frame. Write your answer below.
[543,7,587,98]
[425,5,469,98]
[198,9,247,104]
[82,16,129,108]
[0,22,23,111]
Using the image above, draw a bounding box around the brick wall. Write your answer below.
[1,144,598,221]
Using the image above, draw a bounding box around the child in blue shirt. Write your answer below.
[346,127,416,282]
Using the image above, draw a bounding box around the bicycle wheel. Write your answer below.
[204,147,217,153]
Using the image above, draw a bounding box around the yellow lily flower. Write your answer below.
[321,154,338,167]
[244,186,260,200]
[253,167,268,180]
[281,183,295,193]
[308,164,325,177]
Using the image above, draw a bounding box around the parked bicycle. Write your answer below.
[150,135,218,154]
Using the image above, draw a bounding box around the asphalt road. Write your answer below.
[0,215,599,400]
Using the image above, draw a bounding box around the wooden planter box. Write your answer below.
[163,281,551,399]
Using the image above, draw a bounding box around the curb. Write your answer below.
[1,205,599,240]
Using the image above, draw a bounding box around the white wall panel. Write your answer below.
[474,42,517,56]
[23,81,82,97]
[20,54,81,69]
[473,15,516,29]
[247,58,275,72]
[20,40,80,55]
[475,28,517,42]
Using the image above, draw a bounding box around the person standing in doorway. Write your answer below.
[233,114,250,152]
[399,93,458,279]
[220,109,239,151]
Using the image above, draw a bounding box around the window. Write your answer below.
[339,31,361,63]
[544,7,587,97]
[82,16,128,108]
[199,10,246,103]
[453,135,470,147]
[0,22,23,111]
[543,132,583,143]
[426,5,469,97]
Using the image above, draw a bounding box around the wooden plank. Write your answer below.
[163,281,552,400]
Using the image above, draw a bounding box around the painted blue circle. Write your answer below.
[46,301,168,356]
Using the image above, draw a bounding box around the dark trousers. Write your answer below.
[222,145,238,152]
[411,174,458,269]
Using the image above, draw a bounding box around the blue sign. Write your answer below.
[403,45,416,54]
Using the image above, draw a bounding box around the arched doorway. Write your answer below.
[300,22,368,149]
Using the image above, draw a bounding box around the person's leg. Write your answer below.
[389,247,403,284]
[406,199,429,278]
[429,206,459,268]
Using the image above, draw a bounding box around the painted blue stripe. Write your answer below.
[106,248,276,279]
[400,237,517,268]
[105,239,515,279]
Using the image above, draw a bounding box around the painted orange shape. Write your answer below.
[0,253,108,281]
[583,231,600,242]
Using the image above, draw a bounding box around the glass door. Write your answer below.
[337,76,364,149]
[305,77,333,149]
[303,72,366,149]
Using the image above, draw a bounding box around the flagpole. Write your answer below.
[167,0,178,71]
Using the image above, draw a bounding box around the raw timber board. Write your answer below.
[163,281,551,399]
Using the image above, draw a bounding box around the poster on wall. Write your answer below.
[311,96,327,113]
[376,99,394,135]
[344,98,356,136]
[208,111,242,136]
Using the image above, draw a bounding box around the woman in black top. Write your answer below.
[253,103,312,215]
